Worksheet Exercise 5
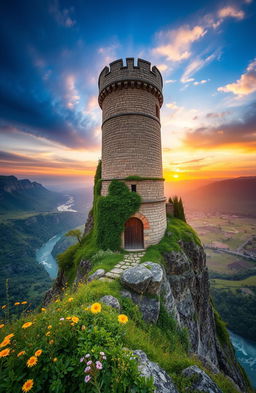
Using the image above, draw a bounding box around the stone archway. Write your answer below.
[124,217,144,250]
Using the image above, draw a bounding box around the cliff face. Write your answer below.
[161,240,248,392]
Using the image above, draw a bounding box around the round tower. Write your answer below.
[98,58,166,249]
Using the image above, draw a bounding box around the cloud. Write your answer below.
[194,79,208,85]
[153,25,207,62]
[165,79,176,84]
[183,103,256,150]
[157,64,168,71]
[218,6,245,20]
[181,52,217,83]
[206,111,230,119]
[49,0,76,27]
[218,59,256,96]
[166,102,179,110]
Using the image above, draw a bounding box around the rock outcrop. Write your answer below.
[182,366,223,393]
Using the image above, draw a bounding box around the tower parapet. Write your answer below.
[98,58,163,108]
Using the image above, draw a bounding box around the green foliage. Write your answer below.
[172,196,186,222]
[213,308,230,346]
[95,180,141,250]
[65,229,82,244]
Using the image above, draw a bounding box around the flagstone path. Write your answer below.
[100,252,145,281]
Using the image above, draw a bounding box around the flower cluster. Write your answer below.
[80,352,107,384]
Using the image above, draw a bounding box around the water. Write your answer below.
[229,330,256,387]
[36,233,63,278]
[57,195,77,212]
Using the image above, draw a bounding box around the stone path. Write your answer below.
[100,252,145,281]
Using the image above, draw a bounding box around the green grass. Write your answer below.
[211,276,256,289]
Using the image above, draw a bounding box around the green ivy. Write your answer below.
[95,180,141,250]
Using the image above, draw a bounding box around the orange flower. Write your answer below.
[22,322,33,329]
[1,305,6,309]
[71,316,79,323]
[22,379,34,392]
[49,340,54,345]
[41,307,46,312]
[118,314,128,324]
[45,331,51,336]
[0,338,10,348]
[14,302,20,306]
[52,357,58,362]
[90,303,101,314]
[35,349,42,357]
[5,333,14,339]
[0,348,10,357]
[17,350,26,357]
[27,356,38,367]
[66,316,72,320]
[68,297,74,302]
[0,324,4,328]
[21,301,27,305]
[47,325,52,329]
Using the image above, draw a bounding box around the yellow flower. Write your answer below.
[55,299,60,303]
[0,324,4,328]
[71,322,75,326]
[5,333,14,339]
[45,331,51,336]
[47,325,52,329]
[35,349,42,357]
[81,325,86,330]
[22,379,34,392]
[49,339,54,345]
[22,322,33,329]
[1,305,6,309]
[71,316,79,323]
[90,303,101,314]
[66,316,72,320]
[0,338,10,348]
[68,297,74,302]
[41,307,46,312]
[0,348,10,357]
[21,301,27,305]
[27,356,38,367]
[17,350,26,357]
[118,314,128,324]
[53,357,58,362]
[14,302,20,306]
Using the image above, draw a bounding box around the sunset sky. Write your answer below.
[0,0,255,192]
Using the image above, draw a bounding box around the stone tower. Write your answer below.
[98,58,166,249]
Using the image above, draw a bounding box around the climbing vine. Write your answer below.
[95,180,141,250]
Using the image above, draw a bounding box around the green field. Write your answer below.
[211,275,256,289]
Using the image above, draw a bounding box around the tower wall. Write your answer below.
[98,58,167,249]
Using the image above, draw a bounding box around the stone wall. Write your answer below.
[101,180,165,201]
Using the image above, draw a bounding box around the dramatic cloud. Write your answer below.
[181,53,217,83]
[218,59,256,96]
[183,103,256,149]
[153,25,206,62]
[218,6,245,20]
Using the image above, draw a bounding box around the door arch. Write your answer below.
[124,217,144,250]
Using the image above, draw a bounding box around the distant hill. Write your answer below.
[184,177,256,215]
[0,175,65,213]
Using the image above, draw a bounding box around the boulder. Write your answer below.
[88,269,105,282]
[121,265,153,294]
[100,295,120,311]
[75,259,92,284]
[134,350,178,393]
[182,366,223,393]
[141,262,163,294]
[121,289,160,323]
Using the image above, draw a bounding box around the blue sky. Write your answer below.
[0,0,255,190]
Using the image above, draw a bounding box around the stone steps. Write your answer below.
[99,252,145,281]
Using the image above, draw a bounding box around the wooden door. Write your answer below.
[124,217,144,249]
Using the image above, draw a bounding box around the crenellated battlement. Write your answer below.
[98,58,163,108]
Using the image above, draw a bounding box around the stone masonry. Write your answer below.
[98,58,167,249]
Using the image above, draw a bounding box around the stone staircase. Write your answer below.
[100,252,145,281]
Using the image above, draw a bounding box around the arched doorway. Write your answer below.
[124,217,144,250]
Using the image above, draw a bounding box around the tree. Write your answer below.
[65,229,82,244]
[171,195,186,222]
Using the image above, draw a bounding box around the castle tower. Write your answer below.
[98,58,166,249]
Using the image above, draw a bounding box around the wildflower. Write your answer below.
[72,316,79,323]
[85,375,91,383]
[84,366,91,373]
[0,338,10,348]
[35,349,42,357]
[14,302,20,306]
[103,355,107,360]
[59,317,64,321]
[49,340,54,345]
[55,299,60,303]
[71,322,75,326]
[0,348,10,357]
[118,314,128,324]
[66,316,72,320]
[22,322,33,329]
[48,325,52,329]
[80,357,85,363]
[100,351,105,356]
[53,357,58,362]
[17,351,26,357]
[0,324,4,328]
[22,379,34,392]
[1,305,6,309]
[85,353,90,358]
[81,325,86,330]
[96,361,103,370]
[45,331,51,336]
[41,307,46,312]
[87,360,92,365]
[68,297,74,302]
[5,333,14,339]
[21,301,27,305]
[90,303,101,314]
[27,356,38,367]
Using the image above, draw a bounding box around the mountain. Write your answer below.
[0,175,65,213]
[184,176,256,215]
